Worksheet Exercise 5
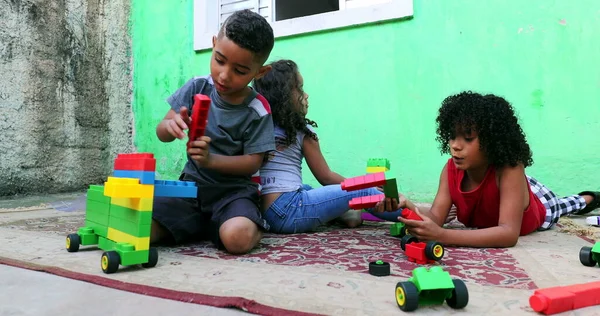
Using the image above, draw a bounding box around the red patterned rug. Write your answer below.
[170,222,536,290]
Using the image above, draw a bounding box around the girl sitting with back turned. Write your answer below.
[253,60,409,233]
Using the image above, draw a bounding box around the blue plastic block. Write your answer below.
[153,180,197,198]
[113,170,156,184]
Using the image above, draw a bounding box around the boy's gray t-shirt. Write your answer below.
[166,76,275,187]
[259,125,315,194]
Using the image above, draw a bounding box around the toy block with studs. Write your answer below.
[187,94,211,148]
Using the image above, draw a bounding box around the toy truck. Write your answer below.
[66,153,197,274]
[390,208,422,238]
[579,242,600,267]
[395,266,469,311]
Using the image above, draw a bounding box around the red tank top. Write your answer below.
[446,159,546,236]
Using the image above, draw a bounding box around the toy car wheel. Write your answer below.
[395,281,419,311]
[401,234,418,251]
[101,251,120,274]
[579,246,597,267]
[66,233,80,253]
[369,260,390,276]
[142,247,159,268]
[446,279,469,309]
[425,241,444,261]
[399,226,407,238]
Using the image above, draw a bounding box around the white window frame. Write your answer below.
[193,0,413,51]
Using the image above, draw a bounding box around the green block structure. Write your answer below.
[108,216,151,237]
[109,203,152,225]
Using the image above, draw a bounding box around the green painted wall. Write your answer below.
[132,0,600,202]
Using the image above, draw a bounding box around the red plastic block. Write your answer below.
[349,195,385,209]
[113,153,156,171]
[187,94,211,148]
[401,208,423,221]
[341,172,387,191]
[405,242,436,265]
[529,281,600,315]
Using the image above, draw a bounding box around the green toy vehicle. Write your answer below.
[395,266,468,311]
[580,242,600,267]
[390,222,407,238]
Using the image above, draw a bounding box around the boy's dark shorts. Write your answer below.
[152,174,270,248]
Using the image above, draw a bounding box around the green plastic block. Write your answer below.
[116,244,149,265]
[108,216,151,237]
[98,236,116,251]
[390,222,406,236]
[367,158,390,169]
[85,219,108,238]
[86,200,110,215]
[411,266,454,291]
[383,178,399,201]
[77,227,99,245]
[85,208,109,226]
[109,204,152,225]
[87,185,111,204]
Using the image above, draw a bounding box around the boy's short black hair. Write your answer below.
[435,91,534,168]
[218,9,274,64]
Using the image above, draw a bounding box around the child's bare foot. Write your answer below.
[336,209,363,228]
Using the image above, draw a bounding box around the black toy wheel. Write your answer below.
[399,226,407,238]
[580,246,597,267]
[425,241,444,261]
[101,251,120,274]
[446,279,469,309]
[142,248,159,268]
[368,260,390,276]
[401,234,418,251]
[66,234,80,252]
[395,281,419,311]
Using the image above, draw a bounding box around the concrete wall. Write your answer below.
[0,0,133,196]
[132,0,600,202]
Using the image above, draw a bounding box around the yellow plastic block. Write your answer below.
[107,227,150,251]
[111,197,153,211]
[366,166,389,173]
[104,177,154,198]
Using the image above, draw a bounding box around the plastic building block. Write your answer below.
[367,158,390,170]
[349,195,385,209]
[108,203,152,225]
[108,215,151,237]
[383,178,399,202]
[395,266,468,312]
[104,177,154,198]
[113,170,156,184]
[153,180,197,198]
[369,260,391,276]
[107,227,150,251]
[366,166,388,173]
[401,208,423,221]
[529,281,600,315]
[579,241,600,267]
[111,197,153,212]
[187,94,211,148]
[113,153,156,171]
[341,172,387,191]
[401,235,445,264]
[87,185,110,204]
[390,222,407,237]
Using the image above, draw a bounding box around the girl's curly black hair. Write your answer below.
[252,59,318,146]
[435,91,533,167]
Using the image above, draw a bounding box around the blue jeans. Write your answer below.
[263,184,403,234]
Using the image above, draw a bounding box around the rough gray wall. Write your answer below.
[0,0,133,196]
